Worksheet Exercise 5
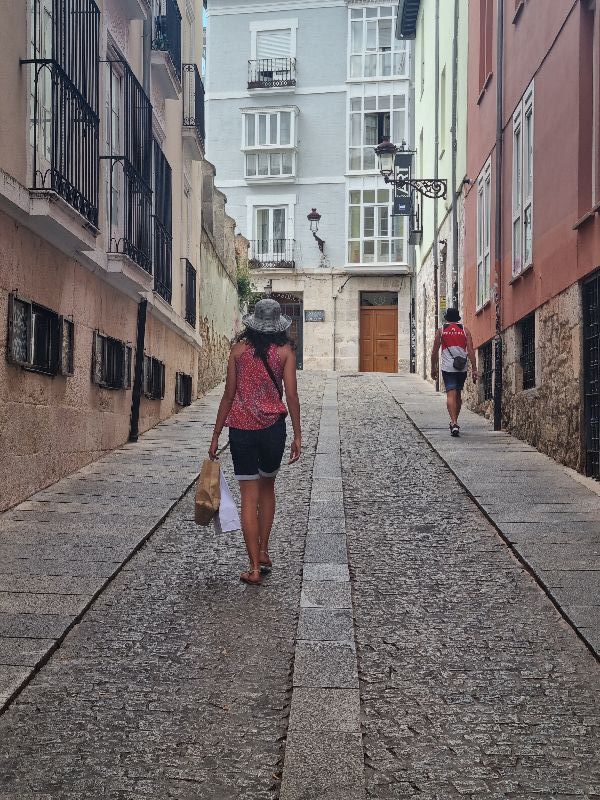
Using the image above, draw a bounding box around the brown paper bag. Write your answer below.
[195,459,221,525]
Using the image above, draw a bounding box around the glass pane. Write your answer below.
[525,112,533,197]
[365,8,378,18]
[349,190,360,204]
[378,206,389,237]
[364,206,375,237]
[350,55,363,78]
[350,113,361,145]
[245,115,255,147]
[282,152,293,174]
[348,240,360,263]
[392,215,403,236]
[365,54,377,77]
[270,114,278,145]
[381,52,392,76]
[349,148,361,170]
[364,113,378,145]
[366,21,377,50]
[349,206,360,238]
[393,94,405,109]
[363,240,375,262]
[391,239,404,262]
[378,240,390,261]
[379,19,392,50]
[382,112,391,139]
[257,209,269,243]
[363,190,375,204]
[270,153,281,175]
[379,95,390,109]
[351,8,362,19]
[351,97,362,111]
[246,154,257,176]
[364,96,377,111]
[513,219,521,272]
[380,6,392,16]
[377,189,388,203]
[273,208,286,240]
[394,51,407,75]
[524,206,532,263]
[280,112,291,145]
[363,147,376,170]
[258,152,269,175]
[258,115,267,145]
[351,21,363,53]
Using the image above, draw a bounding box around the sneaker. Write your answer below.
[450,423,460,437]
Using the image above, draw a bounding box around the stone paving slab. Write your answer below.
[383,373,600,658]
[0,384,223,713]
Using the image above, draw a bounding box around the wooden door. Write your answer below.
[359,306,398,373]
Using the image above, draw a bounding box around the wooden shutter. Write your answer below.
[91,331,104,385]
[7,293,31,367]
[59,317,74,376]
[256,29,291,59]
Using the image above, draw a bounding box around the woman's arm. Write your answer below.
[209,348,238,459]
[430,327,442,380]
[465,328,478,383]
[282,347,302,464]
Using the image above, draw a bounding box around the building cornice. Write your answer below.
[208,0,345,15]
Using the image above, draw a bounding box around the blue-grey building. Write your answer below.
[206,0,413,371]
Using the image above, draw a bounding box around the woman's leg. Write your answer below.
[258,476,276,556]
[239,479,261,570]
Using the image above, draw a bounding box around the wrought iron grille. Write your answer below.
[27,0,100,227]
[249,240,296,270]
[153,0,182,80]
[153,140,173,303]
[175,371,193,406]
[480,340,493,401]
[583,272,600,478]
[182,63,205,143]
[144,354,165,399]
[519,313,536,390]
[248,58,296,89]
[183,259,197,327]
[103,60,153,272]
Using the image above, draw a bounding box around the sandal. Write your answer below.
[240,567,262,586]
[259,549,273,573]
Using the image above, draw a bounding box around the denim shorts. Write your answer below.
[228,416,287,481]
[442,370,467,392]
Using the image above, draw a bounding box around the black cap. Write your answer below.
[444,307,461,322]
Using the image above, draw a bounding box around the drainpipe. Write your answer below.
[493,0,504,431]
[450,0,460,308]
[129,298,148,442]
[433,0,440,391]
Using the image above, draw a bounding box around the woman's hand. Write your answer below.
[289,436,302,465]
[208,433,220,460]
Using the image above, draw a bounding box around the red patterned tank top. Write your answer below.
[225,344,287,430]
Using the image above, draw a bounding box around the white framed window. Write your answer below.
[250,19,298,59]
[512,81,534,277]
[242,107,297,180]
[349,93,406,172]
[349,5,408,80]
[477,158,492,309]
[29,0,54,165]
[347,187,406,265]
[105,61,123,230]
[256,206,287,246]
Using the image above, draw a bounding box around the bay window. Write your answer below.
[348,188,405,265]
[242,108,297,180]
[349,5,408,79]
[349,94,406,172]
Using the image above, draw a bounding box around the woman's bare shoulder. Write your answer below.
[277,343,294,360]
[231,341,248,358]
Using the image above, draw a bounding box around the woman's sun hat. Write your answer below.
[242,298,292,333]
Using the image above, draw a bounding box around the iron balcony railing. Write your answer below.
[25,0,100,227]
[153,0,182,81]
[183,259,197,327]
[103,60,153,272]
[153,140,173,303]
[248,58,296,89]
[182,63,205,144]
[249,239,296,270]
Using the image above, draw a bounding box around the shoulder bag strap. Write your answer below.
[259,350,283,400]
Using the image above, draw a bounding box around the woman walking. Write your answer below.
[209,298,302,586]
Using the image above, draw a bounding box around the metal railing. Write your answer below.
[153,141,173,302]
[183,259,197,327]
[26,0,100,227]
[248,58,296,89]
[153,0,182,80]
[249,239,296,270]
[182,63,205,144]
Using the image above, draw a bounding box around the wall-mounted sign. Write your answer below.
[304,310,325,322]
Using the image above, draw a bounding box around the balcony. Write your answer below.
[248,58,296,90]
[249,240,296,270]
[27,0,100,229]
[152,0,182,99]
[182,64,205,161]
[183,259,197,327]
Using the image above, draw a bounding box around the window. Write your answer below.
[30,0,53,165]
[476,159,492,308]
[153,140,173,303]
[512,83,534,276]
[349,5,408,79]
[256,29,291,59]
[7,294,74,377]
[255,206,287,251]
[348,188,405,265]
[105,63,122,230]
[243,109,296,179]
[479,340,493,400]
[143,355,166,400]
[519,313,536,389]
[175,371,193,406]
[439,66,446,155]
[349,94,406,171]
[419,12,425,96]
[249,20,297,89]
[92,332,132,390]
[479,0,494,95]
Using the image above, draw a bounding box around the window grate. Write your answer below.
[480,340,493,401]
[519,313,536,390]
[92,332,131,390]
[184,259,197,327]
[144,355,165,400]
[153,142,173,303]
[7,293,73,377]
[153,0,182,80]
[175,372,193,406]
[182,63,205,143]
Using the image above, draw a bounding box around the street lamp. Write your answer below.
[307,208,325,254]
[374,138,447,200]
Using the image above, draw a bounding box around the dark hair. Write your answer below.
[233,327,296,364]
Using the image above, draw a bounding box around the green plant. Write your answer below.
[237,272,253,309]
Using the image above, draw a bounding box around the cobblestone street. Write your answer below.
[0,373,599,799]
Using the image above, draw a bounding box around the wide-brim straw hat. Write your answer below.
[243,298,292,333]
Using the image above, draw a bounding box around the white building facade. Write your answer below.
[206,0,414,371]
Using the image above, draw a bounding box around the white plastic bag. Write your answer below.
[213,471,241,533]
